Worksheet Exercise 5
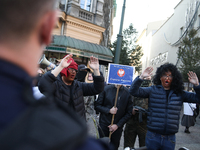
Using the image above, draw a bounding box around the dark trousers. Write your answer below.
[98,124,123,150]
[124,119,147,148]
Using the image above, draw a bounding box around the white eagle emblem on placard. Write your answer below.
[117,69,125,77]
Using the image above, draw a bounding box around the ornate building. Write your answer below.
[44,0,116,68]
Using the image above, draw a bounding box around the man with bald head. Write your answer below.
[0,0,58,134]
[0,1,111,150]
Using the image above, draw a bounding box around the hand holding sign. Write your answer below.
[108,124,118,134]
[110,106,118,114]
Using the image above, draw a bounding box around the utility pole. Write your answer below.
[114,0,126,64]
[65,0,68,12]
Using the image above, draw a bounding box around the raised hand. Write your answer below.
[59,54,73,68]
[188,71,199,86]
[51,54,73,77]
[88,56,100,76]
[140,66,153,80]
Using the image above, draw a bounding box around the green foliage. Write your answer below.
[177,28,200,81]
[110,24,143,73]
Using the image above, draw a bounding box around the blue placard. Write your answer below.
[107,63,135,86]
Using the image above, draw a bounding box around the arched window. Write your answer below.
[80,0,92,11]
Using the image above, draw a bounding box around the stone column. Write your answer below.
[94,0,104,26]
[67,0,81,17]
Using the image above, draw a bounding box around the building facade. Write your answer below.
[44,0,117,71]
[136,20,166,72]
[137,0,200,75]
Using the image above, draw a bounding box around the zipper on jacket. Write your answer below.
[164,91,170,134]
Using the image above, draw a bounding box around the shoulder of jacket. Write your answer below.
[104,84,114,90]
[72,80,82,88]
[151,85,163,90]
[123,86,129,91]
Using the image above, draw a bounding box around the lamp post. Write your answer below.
[114,0,126,64]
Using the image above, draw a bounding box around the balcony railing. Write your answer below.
[79,9,93,22]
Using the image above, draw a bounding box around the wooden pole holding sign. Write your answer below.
[109,85,120,139]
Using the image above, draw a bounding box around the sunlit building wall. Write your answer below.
[137,0,200,74]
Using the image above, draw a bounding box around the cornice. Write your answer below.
[57,11,66,21]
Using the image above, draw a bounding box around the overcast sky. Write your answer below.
[111,0,181,42]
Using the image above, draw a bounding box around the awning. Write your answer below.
[45,35,114,62]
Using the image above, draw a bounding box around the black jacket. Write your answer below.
[0,60,112,150]
[39,71,104,119]
[94,85,133,128]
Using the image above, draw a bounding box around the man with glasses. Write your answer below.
[39,54,105,120]
[129,63,200,150]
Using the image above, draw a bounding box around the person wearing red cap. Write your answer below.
[39,54,105,120]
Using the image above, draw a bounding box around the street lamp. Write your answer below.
[114,0,126,64]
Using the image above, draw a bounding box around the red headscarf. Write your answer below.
[60,55,78,77]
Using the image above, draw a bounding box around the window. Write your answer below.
[80,0,92,11]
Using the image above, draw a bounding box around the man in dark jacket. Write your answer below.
[95,84,133,150]
[0,1,111,149]
[39,54,104,120]
[129,63,200,150]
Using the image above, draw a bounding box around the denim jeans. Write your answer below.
[145,130,176,150]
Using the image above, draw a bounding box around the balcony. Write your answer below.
[78,9,93,22]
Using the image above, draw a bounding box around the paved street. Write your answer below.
[174,112,200,150]
[87,110,200,150]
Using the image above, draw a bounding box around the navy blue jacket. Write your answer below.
[129,76,200,135]
[0,60,30,134]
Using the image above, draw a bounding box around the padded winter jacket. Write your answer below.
[129,76,200,135]
[39,71,104,119]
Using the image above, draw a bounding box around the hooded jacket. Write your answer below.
[39,71,104,119]
[129,76,200,135]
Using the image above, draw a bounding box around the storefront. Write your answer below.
[42,35,114,78]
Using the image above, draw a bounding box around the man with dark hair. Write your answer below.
[0,1,111,149]
[129,63,200,150]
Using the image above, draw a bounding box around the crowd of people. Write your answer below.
[1,1,200,150]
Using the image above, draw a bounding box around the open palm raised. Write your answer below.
[88,56,99,70]
[140,66,153,79]
[188,71,199,86]
[60,54,73,68]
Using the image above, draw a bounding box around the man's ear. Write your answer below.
[39,10,58,45]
